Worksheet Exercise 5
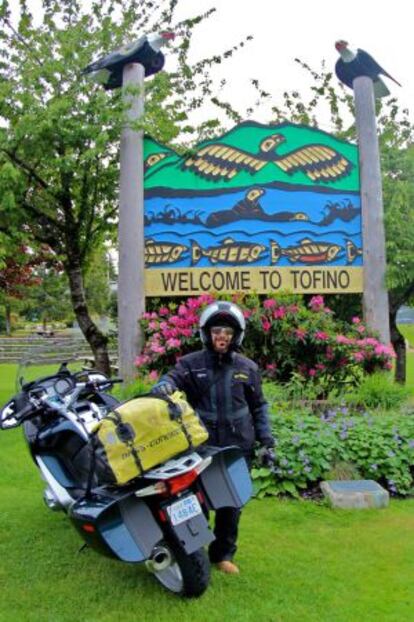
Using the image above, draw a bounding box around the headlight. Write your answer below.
[0,402,19,429]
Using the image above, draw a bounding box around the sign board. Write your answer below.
[144,121,362,296]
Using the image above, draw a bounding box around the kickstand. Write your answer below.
[78,543,89,554]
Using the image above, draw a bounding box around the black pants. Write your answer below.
[208,506,241,563]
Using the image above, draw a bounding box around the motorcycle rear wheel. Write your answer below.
[152,543,210,597]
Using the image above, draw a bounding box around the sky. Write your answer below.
[171,0,412,132]
[8,0,412,132]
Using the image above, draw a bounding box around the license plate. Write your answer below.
[167,494,202,526]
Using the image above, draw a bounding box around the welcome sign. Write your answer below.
[143,121,362,296]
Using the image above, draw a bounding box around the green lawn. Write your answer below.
[399,324,414,348]
[0,364,18,405]
[1,364,414,621]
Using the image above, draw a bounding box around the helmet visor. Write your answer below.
[210,326,235,337]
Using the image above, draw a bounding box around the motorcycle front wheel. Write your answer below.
[150,542,210,597]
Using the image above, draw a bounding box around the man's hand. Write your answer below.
[150,381,176,397]
[257,446,276,468]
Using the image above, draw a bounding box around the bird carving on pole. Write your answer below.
[335,40,401,98]
[82,31,175,89]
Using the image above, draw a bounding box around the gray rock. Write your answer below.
[320,480,389,509]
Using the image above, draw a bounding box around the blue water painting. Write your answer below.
[144,186,362,269]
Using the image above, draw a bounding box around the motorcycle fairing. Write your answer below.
[199,446,253,510]
[37,454,77,488]
[70,492,163,562]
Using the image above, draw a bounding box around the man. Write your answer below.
[151,301,275,575]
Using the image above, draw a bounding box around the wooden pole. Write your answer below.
[353,76,390,344]
[118,63,145,381]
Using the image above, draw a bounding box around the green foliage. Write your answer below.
[324,459,361,481]
[18,266,73,326]
[83,248,112,318]
[384,145,414,301]
[252,400,414,498]
[344,371,411,410]
[0,1,258,361]
[111,375,153,401]
[253,408,340,499]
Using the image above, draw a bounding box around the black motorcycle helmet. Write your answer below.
[199,301,246,350]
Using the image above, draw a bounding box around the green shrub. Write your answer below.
[111,376,153,401]
[262,381,287,405]
[344,372,411,410]
[252,406,414,498]
[324,460,361,481]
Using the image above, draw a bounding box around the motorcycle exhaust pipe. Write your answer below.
[146,545,173,572]
[43,487,63,511]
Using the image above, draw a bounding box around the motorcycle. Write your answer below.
[0,359,252,597]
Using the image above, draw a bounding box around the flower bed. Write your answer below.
[253,404,414,498]
[136,293,395,398]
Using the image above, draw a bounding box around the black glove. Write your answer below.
[150,381,176,397]
[257,446,276,468]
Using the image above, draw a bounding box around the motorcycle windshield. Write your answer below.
[16,338,89,391]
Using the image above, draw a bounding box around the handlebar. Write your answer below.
[2,369,124,430]
[83,377,123,391]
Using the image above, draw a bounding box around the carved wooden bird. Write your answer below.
[182,133,353,183]
[82,31,175,90]
[335,40,401,98]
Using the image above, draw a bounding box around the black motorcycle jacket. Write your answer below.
[161,349,274,453]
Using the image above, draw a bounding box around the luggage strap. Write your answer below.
[108,409,144,474]
[107,393,195,471]
[137,392,195,450]
[159,394,195,451]
[173,408,194,450]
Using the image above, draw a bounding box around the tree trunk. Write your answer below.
[66,260,111,375]
[5,303,11,336]
[389,307,406,384]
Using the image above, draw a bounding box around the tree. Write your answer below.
[0,0,254,373]
[0,244,45,333]
[383,144,414,382]
[265,61,414,383]
[19,266,73,330]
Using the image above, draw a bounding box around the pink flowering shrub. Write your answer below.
[243,293,395,396]
[135,293,215,374]
[136,293,395,397]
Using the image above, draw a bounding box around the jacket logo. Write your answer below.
[233,372,248,380]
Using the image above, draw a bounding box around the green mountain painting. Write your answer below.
[144,121,359,194]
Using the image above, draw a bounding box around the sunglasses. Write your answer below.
[211,326,234,337]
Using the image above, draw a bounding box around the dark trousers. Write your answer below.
[208,506,242,562]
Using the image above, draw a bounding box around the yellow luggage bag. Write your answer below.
[93,391,208,485]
